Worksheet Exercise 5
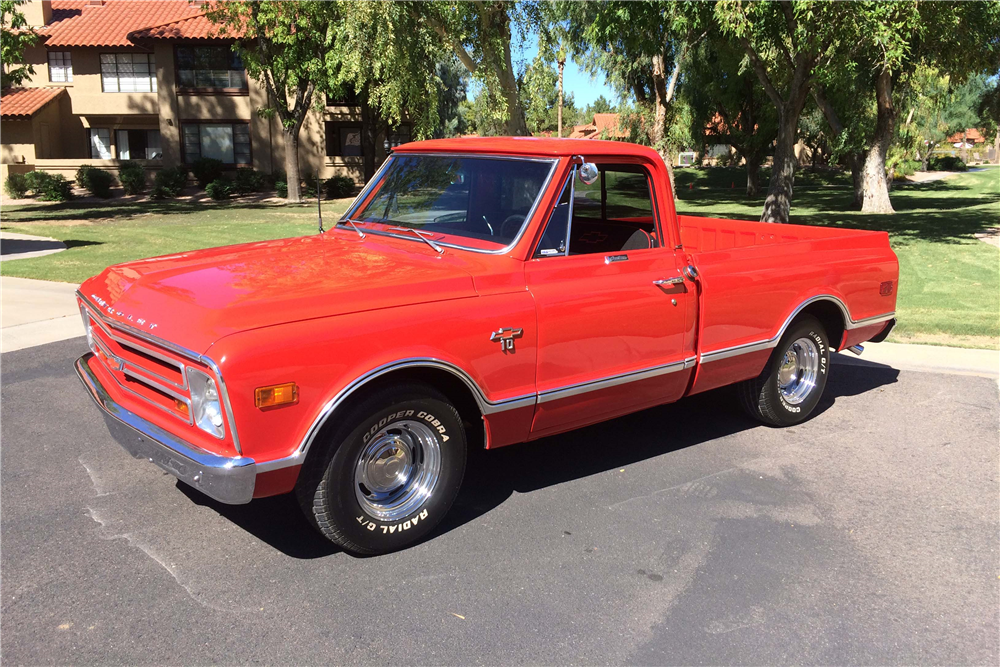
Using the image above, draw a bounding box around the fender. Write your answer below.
[699,294,895,364]
[255,358,535,473]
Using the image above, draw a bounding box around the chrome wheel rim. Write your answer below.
[354,420,441,521]
[777,337,819,405]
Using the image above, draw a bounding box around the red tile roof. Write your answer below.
[1,87,66,119]
[567,114,629,140]
[946,128,985,144]
[40,0,204,48]
[129,11,235,41]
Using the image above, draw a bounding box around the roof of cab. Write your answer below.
[392,136,662,160]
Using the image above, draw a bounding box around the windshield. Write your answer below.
[343,155,556,250]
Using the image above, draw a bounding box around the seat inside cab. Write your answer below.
[534,163,660,258]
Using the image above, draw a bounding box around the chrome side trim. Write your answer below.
[537,357,693,404]
[76,353,257,505]
[293,358,536,459]
[341,154,560,256]
[78,292,243,455]
[700,295,896,364]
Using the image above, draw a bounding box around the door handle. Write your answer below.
[653,276,685,286]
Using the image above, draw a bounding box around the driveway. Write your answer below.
[2,337,997,665]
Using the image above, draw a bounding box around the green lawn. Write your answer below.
[0,198,350,283]
[2,167,998,348]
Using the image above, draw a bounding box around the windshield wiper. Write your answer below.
[388,227,444,254]
[338,218,366,239]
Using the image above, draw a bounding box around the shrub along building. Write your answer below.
[0,0,408,188]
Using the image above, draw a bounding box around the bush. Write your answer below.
[324,174,355,199]
[190,158,225,188]
[37,173,73,201]
[77,166,114,198]
[4,173,29,199]
[24,170,51,194]
[206,177,232,200]
[118,161,146,195]
[928,155,967,172]
[275,180,288,198]
[269,169,286,188]
[233,167,265,195]
[302,172,318,198]
[153,166,188,197]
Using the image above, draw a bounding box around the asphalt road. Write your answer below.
[2,337,998,665]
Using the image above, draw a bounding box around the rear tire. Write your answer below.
[295,383,467,555]
[738,315,830,426]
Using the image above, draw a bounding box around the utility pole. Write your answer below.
[557,42,565,138]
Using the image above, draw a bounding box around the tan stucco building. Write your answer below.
[1,0,407,186]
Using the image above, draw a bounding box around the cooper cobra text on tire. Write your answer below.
[295,383,467,555]
[738,315,831,427]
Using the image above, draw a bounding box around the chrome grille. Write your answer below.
[82,303,194,425]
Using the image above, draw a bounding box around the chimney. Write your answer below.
[86,0,106,6]
[22,0,52,27]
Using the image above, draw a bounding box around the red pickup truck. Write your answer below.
[76,138,898,554]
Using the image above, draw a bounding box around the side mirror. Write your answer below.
[578,162,599,185]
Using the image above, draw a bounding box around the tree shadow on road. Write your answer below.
[184,358,899,559]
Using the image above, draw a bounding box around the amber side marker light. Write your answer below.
[255,382,299,409]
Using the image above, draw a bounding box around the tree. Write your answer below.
[521,54,577,135]
[977,76,1000,163]
[333,1,446,179]
[715,1,853,222]
[561,0,710,194]
[846,0,1000,213]
[683,34,778,197]
[408,1,533,136]
[434,58,470,139]
[1,0,36,88]
[209,1,340,203]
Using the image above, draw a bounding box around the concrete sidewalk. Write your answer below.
[0,231,67,261]
[1,276,83,353]
[835,341,999,379]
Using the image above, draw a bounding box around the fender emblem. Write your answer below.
[490,327,523,353]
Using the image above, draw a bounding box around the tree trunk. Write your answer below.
[557,55,565,138]
[284,127,302,203]
[494,10,528,136]
[961,129,968,164]
[861,69,895,214]
[994,130,1000,165]
[848,152,863,208]
[761,114,797,223]
[360,94,377,183]
[746,160,760,197]
[921,143,933,172]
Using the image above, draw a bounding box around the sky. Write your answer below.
[466,30,620,111]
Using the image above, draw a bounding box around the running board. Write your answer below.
[847,344,864,356]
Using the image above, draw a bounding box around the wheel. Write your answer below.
[296,383,467,555]
[738,315,830,427]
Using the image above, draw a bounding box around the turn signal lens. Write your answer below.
[174,399,189,415]
[255,382,298,409]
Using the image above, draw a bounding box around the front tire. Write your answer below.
[296,383,467,555]
[738,315,831,426]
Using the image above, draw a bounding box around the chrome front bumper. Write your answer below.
[75,353,257,504]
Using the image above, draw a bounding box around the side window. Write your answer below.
[569,164,659,255]
[533,171,574,257]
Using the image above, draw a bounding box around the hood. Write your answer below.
[80,233,479,354]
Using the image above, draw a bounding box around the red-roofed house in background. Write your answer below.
[1,0,403,186]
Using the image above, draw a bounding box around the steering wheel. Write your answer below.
[500,214,526,239]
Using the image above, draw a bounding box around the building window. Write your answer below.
[181,123,251,164]
[89,128,112,159]
[101,54,157,93]
[176,47,246,89]
[326,87,359,106]
[325,122,363,157]
[388,125,411,149]
[48,51,73,82]
[116,129,162,160]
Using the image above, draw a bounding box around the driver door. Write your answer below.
[525,161,694,438]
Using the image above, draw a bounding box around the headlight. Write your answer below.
[187,367,225,438]
[80,305,94,352]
